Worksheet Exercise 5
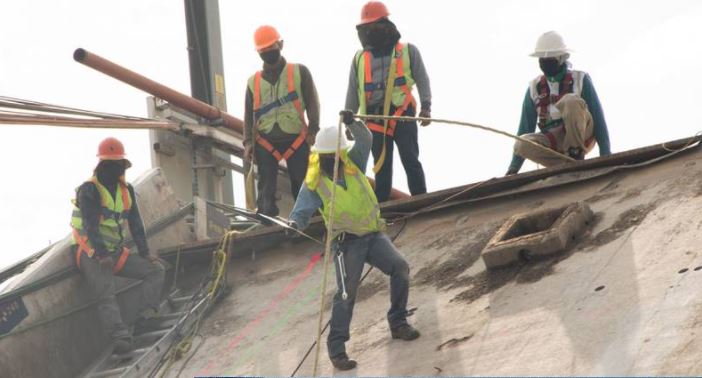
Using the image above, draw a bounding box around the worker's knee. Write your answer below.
[393,258,410,280]
[556,93,587,116]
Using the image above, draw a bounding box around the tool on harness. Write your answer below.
[336,249,349,301]
[252,64,308,162]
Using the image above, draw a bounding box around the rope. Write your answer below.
[311,117,344,376]
[353,114,575,163]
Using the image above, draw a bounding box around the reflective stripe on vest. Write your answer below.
[305,152,383,239]
[249,63,308,161]
[70,176,132,254]
[355,42,416,136]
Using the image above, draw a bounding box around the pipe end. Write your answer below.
[73,48,87,62]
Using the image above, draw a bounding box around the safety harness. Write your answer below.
[535,72,594,150]
[362,42,416,137]
[72,177,132,274]
[253,63,308,162]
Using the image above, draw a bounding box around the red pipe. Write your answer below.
[73,48,408,200]
[73,48,243,134]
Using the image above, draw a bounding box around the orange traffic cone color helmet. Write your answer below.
[97,137,131,168]
[254,25,281,52]
[358,1,390,26]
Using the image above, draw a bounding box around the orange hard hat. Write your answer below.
[358,1,390,26]
[97,137,131,167]
[254,25,281,52]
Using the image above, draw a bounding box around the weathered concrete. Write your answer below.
[166,147,702,376]
[482,202,593,268]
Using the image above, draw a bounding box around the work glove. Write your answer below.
[505,167,519,176]
[243,143,254,162]
[339,110,355,126]
[285,220,300,238]
[418,108,431,126]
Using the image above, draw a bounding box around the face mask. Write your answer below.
[97,160,126,185]
[320,156,336,177]
[259,49,281,64]
[367,28,390,49]
[539,58,563,77]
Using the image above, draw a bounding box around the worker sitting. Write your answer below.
[70,137,165,354]
[506,31,611,175]
[288,110,420,371]
[244,25,320,217]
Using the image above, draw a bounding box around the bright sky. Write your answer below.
[1,0,701,271]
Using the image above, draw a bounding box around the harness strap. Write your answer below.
[537,72,573,131]
[254,64,308,162]
[73,228,129,273]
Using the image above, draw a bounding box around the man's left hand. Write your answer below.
[418,109,431,126]
[306,133,316,146]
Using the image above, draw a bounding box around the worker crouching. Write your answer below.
[70,137,165,355]
[288,111,419,371]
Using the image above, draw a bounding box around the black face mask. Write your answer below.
[259,49,281,65]
[539,58,563,77]
[96,160,126,187]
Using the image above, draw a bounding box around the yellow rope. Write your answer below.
[311,117,344,376]
[354,114,575,163]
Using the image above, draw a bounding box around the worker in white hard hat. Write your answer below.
[287,110,419,371]
[506,31,611,175]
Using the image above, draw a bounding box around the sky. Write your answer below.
[1,0,701,270]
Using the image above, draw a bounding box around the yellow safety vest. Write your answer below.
[305,151,384,238]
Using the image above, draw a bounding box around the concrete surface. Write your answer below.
[167,148,702,376]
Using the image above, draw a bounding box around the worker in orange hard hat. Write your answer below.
[244,25,320,217]
[345,1,433,203]
[70,137,165,355]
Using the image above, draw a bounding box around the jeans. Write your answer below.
[327,232,411,358]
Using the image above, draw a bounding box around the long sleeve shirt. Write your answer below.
[508,72,612,172]
[288,121,372,230]
[244,57,320,146]
[76,182,149,258]
[344,43,432,113]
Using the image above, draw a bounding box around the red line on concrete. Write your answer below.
[198,252,322,375]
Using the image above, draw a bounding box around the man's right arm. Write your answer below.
[76,183,109,258]
[507,88,538,174]
[347,120,372,172]
[345,57,360,113]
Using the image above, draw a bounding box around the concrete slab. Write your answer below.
[165,148,702,376]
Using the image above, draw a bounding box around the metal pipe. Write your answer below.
[73,48,243,134]
[73,48,408,200]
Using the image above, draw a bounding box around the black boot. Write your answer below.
[330,352,357,371]
[391,324,420,341]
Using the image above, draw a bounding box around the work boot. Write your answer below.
[330,352,357,371]
[391,324,420,341]
[113,336,133,355]
[567,147,584,160]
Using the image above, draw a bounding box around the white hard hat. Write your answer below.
[311,126,353,154]
[530,31,570,58]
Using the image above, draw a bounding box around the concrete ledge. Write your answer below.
[482,202,593,269]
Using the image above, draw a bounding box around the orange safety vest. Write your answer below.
[359,43,416,137]
[252,64,308,161]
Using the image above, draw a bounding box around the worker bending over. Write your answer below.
[345,1,432,202]
[506,31,611,175]
[288,111,420,371]
[70,137,165,354]
[244,25,320,216]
